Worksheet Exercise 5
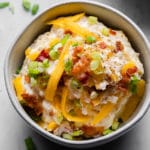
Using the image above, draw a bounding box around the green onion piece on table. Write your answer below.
[22,0,31,11]
[31,4,39,15]
[0,2,9,9]
[25,137,36,150]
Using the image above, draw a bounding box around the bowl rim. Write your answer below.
[4,0,150,147]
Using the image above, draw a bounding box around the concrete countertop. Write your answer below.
[0,0,150,149]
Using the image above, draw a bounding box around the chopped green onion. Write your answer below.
[86,36,96,44]
[0,2,9,8]
[101,27,109,36]
[71,130,83,136]
[70,79,81,89]
[62,133,73,140]
[90,91,98,99]
[42,59,49,68]
[102,129,113,135]
[56,113,63,124]
[111,121,119,130]
[61,34,70,46]
[72,42,79,47]
[16,67,21,74]
[28,61,41,77]
[90,52,103,75]
[91,52,100,60]
[88,16,98,25]
[90,60,100,71]
[24,137,36,150]
[22,0,31,11]
[129,75,139,94]
[31,3,39,15]
[64,59,73,74]
[49,49,59,60]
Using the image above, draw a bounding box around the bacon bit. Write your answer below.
[72,56,79,64]
[116,41,124,51]
[99,41,107,49]
[72,55,91,75]
[58,47,63,53]
[117,78,129,92]
[49,110,54,116]
[126,66,138,77]
[64,29,73,35]
[21,93,43,115]
[24,75,30,83]
[77,72,89,84]
[73,46,83,55]
[109,29,116,35]
[81,126,104,137]
[72,46,83,64]
[36,49,50,62]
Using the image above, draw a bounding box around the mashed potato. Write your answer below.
[13,13,145,140]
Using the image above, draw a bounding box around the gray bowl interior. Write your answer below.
[5,1,150,148]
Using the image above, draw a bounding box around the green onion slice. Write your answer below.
[0,2,9,9]
[24,137,36,150]
[31,4,39,15]
[22,0,31,11]
[88,16,98,25]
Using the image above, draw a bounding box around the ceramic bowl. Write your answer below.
[4,0,150,148]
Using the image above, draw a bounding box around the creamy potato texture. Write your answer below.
[13,13,145,140]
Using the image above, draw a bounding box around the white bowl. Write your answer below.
[4,0,150,148]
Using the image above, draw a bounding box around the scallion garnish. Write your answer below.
[61,34,70,45]
[101,27,109,36]
[24,137,36,150]
[0,2,9,9]
[85,36,96,44]
[111,121,119,130]
[64,58,73,74]
[49,49,59,60]
[22,0,31,11]
[129,75,139,94]
[31,3,39,15]
[88,16,98,25]
[71,130,83,136]
[102,128,113,135]
[72,42,79,47]
[62,133,73,140]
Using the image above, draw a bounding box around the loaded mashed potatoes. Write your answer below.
[13,13,145,140]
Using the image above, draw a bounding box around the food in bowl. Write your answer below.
[13,13,145,140]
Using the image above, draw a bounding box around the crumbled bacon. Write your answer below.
[64,29,73,35]
[99,41,107,49]
[126,66,138,77]
[109,29,116,35]
[72,46,83,64]
[116,41,124,51]
[72,55,91,75]
[36,49,49,62]
[58,47,63,53]
[117,78,129,92]
[49,110,54,116]
[21,93,43,115]
[77,72,89,84]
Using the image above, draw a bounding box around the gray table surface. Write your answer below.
[0,0,150,149]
